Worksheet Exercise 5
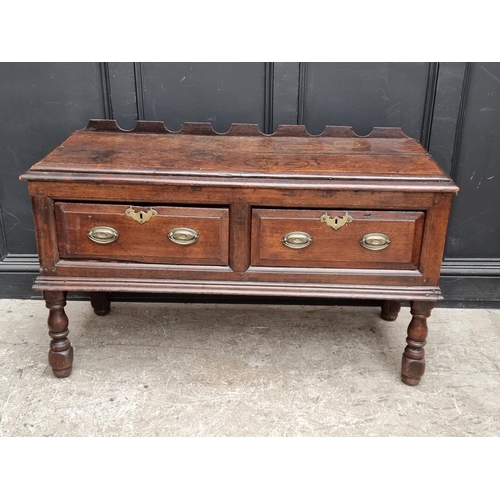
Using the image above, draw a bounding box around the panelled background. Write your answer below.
[1,62,499,304]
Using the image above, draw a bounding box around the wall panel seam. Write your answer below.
[421,62,440,150]
[297,62,307,125]
[133,62,146,121]
[99,62,114,120]
[264,63,274,134]
[449,62,473,183]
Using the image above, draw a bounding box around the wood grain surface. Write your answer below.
[26,121,452,182]
[251,209,424,269]
[21,120,459,381]
[55,203,229,266]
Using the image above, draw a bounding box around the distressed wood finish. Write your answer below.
[28,122,449,181]
[20,120,458,384]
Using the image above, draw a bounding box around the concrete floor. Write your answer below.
[0,298,499,437]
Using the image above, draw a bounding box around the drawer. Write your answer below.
[251,209,424,269]
[55,203,229,265]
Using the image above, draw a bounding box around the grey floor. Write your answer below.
[1,298,499,437]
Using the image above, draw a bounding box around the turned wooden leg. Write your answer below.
[44,291,73,378]
[401,301,435,386]
[90,292,111,316]
[381,300,401,321]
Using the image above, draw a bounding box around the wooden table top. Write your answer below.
[25,120,457,187]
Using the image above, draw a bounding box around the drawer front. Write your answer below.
[251,209,424,269]
[55,203,229,265]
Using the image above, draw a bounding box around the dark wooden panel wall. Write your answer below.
[1,62,499,304]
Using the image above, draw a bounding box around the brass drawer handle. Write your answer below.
[282,231,313,249]
[360,233,391,251]
[168,227,199,245]
[87,226,119,244]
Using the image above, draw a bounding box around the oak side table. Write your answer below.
[20,120,459,385]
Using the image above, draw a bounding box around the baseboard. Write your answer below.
[1,257,500,306]
[0,254,39,272]
[441,259,500,276]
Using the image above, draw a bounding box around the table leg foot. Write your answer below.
[381,300,401,321]
[44,291,73,378]
[401,301,435,386]
[90,292,111,316]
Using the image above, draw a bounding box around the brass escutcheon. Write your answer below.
[168,227,199,245]
[360,233,391,251]
[125,206,158,224]
[282,231,313,249]
[87,226,119,244]
[319,213,353,231]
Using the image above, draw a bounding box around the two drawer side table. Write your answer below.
[20,120,459,385]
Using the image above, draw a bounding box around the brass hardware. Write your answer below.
[168,227,199,245]
[360,233,391,251]
[87,226,119,244]
[125,207,158,224]
[320,213,353,231]
[282,231,313,249]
